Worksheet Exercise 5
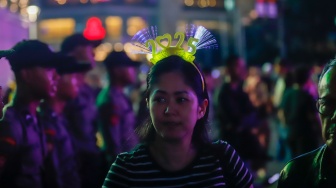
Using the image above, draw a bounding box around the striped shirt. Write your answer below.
[103,140,253,188]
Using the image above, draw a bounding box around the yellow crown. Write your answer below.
[145,32,199,64]
[132,25,218,92]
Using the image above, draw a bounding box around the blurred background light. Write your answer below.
[224,0,234,11]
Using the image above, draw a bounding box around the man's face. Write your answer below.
[318,67,336,151]
[112,66,137,86]
[228,58,247,81]
[72,45,95,67]
[25,67,59,99]
[56,73,79,100]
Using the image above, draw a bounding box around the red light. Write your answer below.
[83,17,106,40]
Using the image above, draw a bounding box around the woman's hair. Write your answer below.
[136,55,210,147]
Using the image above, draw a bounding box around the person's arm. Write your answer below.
[102,154,130,188]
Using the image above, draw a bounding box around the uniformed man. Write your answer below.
[0,40,62,187]
[97,51,139,164]
[38,56,92,188]
[60,33,103,188]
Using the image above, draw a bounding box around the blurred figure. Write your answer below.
[0,50,14,114]
[242,68,273,173]
[272,58,293,107]
[97,51,139,165]
[60,33,103,188]
[278,58,336,188]
[0,40,60,187]
[38,57,92,188]
[0,50,8,119]
[272,58,294,161]
[278,65,322,158]
[215,55,254,150]
[202,67,219,140]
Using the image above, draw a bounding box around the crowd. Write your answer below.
[0,29,334,188]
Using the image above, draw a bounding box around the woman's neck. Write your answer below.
[149,138,197,171]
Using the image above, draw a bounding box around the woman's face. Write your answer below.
[147,72,207,142]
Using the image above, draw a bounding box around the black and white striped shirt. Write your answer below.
[103,140,253,188]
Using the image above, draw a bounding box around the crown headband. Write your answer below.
[131,24,218,91]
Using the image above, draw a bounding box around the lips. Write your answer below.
[327,128,336,134]
[161,121,181,126]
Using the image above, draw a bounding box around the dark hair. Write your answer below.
[61,33,93,53]
[225,54,241,68]
[319,58,336,86]
[293,65,311,86]
[136,55,210,147]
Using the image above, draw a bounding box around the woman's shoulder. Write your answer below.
[207,140,238,160]
[116,144,149,162]
[210,140,231,150]
[212,140,229,146]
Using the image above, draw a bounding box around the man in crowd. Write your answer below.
[278,58,336,187]
[97,51,139,164]
[0,40,60,187]
[38,56,92,188]
[215,55,254,151]
[60,33,103,188]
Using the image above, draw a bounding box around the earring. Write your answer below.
[164,106,169,114]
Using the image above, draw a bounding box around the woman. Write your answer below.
[103,55,253,187]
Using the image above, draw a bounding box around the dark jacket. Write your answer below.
[0,105,47,188]
[278,144,336,188]
[38,102,81,188]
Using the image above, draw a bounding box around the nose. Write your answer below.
[164,102,177,115]
[331,110,336,121]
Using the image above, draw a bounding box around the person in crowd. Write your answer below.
[38,56,92,188]
[277,58,336,188]
[0,40,60,187]
[60,33,104,188]
[96,51,139,164]
[215,55,254,152]
[103,55,254,187]
[278,65,322,158]
[240,68,273,173]
[272,58,294,161]
[202,67,219,140]
[272,58,293,108]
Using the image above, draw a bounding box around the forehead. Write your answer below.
[319,68,336,97]
[152,72,191,91]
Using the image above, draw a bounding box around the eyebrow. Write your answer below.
[153,89,190,95]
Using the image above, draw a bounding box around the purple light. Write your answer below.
[267,3,278,18]
[255,2,278,18]
[255,2,266,17]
